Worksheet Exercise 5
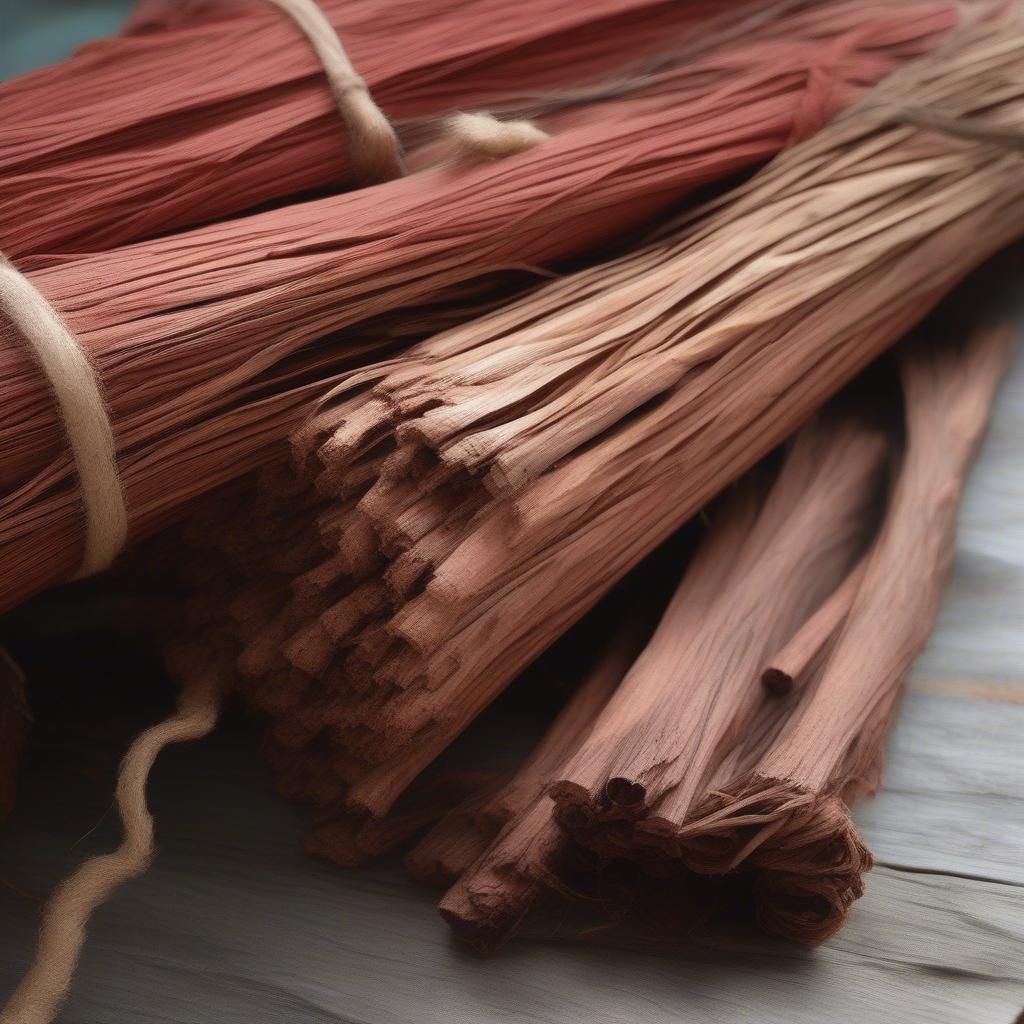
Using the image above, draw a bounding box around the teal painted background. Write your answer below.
[0,0,135,79]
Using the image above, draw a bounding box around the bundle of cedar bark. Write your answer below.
[0,0,961,616]
[163,17,1023,947]
[0,3,1020,1011]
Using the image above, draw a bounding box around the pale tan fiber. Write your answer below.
[263,0,405,183]
[0,649,224,1024]
[0,256,125,578]
[444,113,550,160]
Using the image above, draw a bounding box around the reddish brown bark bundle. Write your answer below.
[186,16,1024,853]
[0,0,732,259]
[150,22,1024,933]
[682,325,1015,943]
[0,0,951,615]
[433,326,1012,949]
[441,411,888,946]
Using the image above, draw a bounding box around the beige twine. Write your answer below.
[0,674,221,1024]
[404,111,550,172]
[0,255,126,579]
[445,112,550,159]
[265,0,405,183]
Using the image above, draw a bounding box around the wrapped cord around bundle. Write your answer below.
[0,255,126,578]
[0,0,404,582]
[264,0,406,183]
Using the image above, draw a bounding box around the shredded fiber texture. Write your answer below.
[163,17,1024,910]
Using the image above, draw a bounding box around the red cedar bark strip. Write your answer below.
[305,769,500,867]
[245,17,1024,832]
[437,798,561,951]
[475,617,651,832]
[761,557,869,694]
[405,614,648,889]
[405,779,509,887]
[675,324,1016,944]
[0,0,941,613]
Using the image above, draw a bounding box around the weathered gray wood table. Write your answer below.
[0,345,1021,1023]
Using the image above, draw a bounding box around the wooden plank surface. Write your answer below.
[1,727,1022,1024]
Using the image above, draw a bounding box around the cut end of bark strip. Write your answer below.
[438,864,539,954]
[679,776,873,944]
[606,776,647,807]
[761,667,794,694]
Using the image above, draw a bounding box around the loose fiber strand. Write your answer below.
[0,676,221,1024]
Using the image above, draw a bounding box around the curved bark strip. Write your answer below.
[426,617,650,944]
[760,558,868,694]
[548,326,1014,946]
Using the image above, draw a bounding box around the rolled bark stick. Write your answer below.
[760,558,869,694]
